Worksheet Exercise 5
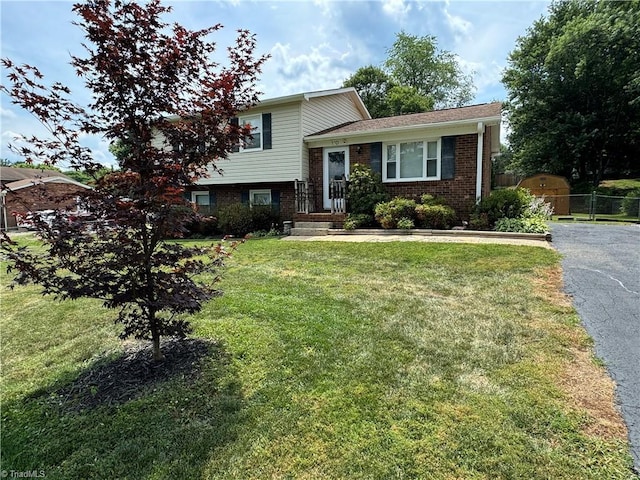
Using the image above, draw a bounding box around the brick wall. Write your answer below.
[193,182,296,222]
[309,132,485,220]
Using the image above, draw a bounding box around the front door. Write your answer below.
[323,147,349,210]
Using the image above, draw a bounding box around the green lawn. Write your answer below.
[1,238,635,479]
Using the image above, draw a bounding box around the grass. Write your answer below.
[1,237,636,479]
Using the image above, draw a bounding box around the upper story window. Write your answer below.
[383,139,440,182]
[240,114,262,151]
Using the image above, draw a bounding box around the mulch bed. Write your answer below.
[48,338,218,411]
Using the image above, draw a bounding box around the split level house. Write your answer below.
[181,87,502,226]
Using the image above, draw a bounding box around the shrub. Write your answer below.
[347,164,389,215]
[420,193,447,206]
[184,214,219,238]
[217,204,279,237]
[473,188,533,227]
[375,197,417,229]
[343,213,374,230]
[396,217,415,230]
[621,189,640,217]
[415,204,456,229]
[217,203,253,237]
[494,217,549,233]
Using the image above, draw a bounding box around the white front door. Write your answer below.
[323,147,349,210]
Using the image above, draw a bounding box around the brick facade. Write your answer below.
[191,182,296,222]
[308,131,489,221]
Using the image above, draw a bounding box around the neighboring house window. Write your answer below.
[240,114,262,151]
[383,139,440,181]
[249,189,272,207]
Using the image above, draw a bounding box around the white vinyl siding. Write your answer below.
[302,94,364,137]
[198,102,302,185]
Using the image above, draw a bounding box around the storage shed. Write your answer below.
[518,174,570,215]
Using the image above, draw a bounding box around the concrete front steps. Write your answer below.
[290,221,334,236]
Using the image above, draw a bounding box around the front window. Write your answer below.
[250,189,271,207]
[384,139,440,181]
[240,114,262,150]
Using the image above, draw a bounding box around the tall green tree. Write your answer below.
[343,65,395,118]
[385,32,474,109]
[343,32,474,118]
[503,0,640,186]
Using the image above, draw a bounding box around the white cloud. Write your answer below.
[382,0,411,23]
[444,5,472,40]
[262,42,355,97]
[1,107,17,119]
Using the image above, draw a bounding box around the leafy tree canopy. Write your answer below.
[1,0,267,361]
[5,161,61,171]
[502,0,640,186]
[343,32,475,118]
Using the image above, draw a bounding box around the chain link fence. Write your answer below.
[544,193,640,221]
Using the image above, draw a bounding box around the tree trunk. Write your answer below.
[151,321,164,361]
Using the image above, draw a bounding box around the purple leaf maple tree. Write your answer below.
[1,0,268,360]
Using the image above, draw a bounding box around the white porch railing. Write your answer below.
[329,176,347,214]
[295,179,311,214]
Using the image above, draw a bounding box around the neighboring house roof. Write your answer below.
[304,102,502,141]
[0,166,73,184]
[1,176,92,194]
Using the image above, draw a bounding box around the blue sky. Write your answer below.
[1,0,550,167]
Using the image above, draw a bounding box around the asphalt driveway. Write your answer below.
[551,223,640,472]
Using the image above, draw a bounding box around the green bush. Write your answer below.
[620,188,640,217]
[347,164,389,215]
[420,194,447,206]
[472,188,533,227]
[217,204,279,237]
[184,214,219,238]
[343,213,374,230]
[375,197,417,229]
[494,217,549,233]
[415,204,456,229]
[396,217,414,230]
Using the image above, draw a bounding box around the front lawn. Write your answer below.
[1,238,635,479]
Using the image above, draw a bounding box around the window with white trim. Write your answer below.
[249,189,271,207]
[191,191,210,207]
[383,139,440,181]
[240,114,262,150]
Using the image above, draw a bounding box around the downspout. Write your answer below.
[475,121,484,202]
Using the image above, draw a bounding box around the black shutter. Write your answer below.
[241,191,250,205]
[262,113,272,150]
[441,136,456,180]
[183,189,191,201]
[209,190,216,207]
[231,117,240,153]
[370,142,382,175]
[271,189,280,214]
